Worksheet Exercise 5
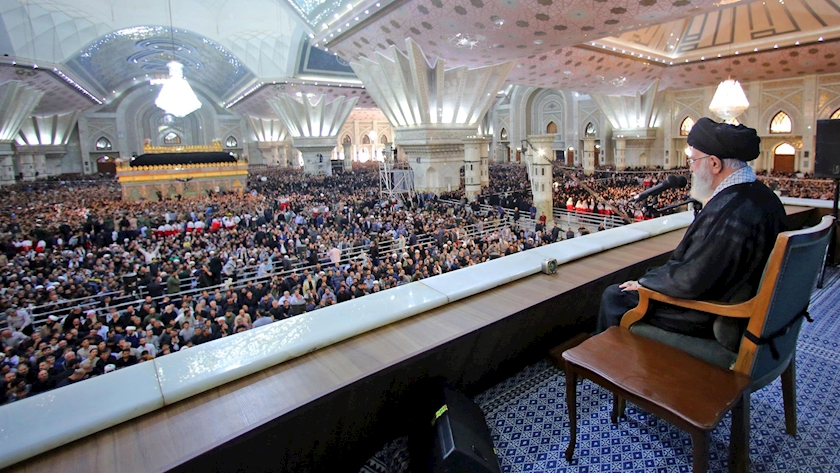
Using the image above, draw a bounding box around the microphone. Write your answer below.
[633,175,688,201]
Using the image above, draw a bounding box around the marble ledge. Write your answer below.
[153,281,449,405]
[0,361,164,470]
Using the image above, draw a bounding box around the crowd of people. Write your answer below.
[1,161,834,404]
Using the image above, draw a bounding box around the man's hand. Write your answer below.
[619,280,641,292]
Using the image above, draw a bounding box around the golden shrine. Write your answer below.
[116,143,249,202]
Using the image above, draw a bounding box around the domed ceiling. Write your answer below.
[0,0,838,118]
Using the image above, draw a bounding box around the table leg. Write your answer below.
[691,430,709,473]
[565,365,577,462]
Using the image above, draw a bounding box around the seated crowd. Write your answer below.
[1,162,833,404]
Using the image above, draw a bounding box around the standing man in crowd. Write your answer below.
[597,118,787,349]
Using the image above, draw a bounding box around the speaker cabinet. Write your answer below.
[412,384,501,473]
[815,119,840,179]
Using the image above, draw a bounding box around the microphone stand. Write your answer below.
[655,198,703,218]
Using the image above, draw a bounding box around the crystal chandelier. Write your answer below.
[153,61,202,117]
[709,79,749,121]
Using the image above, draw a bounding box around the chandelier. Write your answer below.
[709,79,749,121]
[153,61,202,117]
[151,0,201,117]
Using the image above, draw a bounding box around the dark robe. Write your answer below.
[599,180,786,339]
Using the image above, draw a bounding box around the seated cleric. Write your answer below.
[597,117,787,349]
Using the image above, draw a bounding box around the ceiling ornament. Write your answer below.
[447,33,488,49]
[151,0,201,118]
[708,79,750,120]
[350,38,514,128]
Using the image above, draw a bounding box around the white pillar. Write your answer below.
[0,144,15,185]
[463,138,483,200]
[527,134,557,229]
[583,138,596,175]
[479,137,490,188]
[343,143,353,171]
[16,154,35,181]
[33,154,47,179]
[614,137,626,171]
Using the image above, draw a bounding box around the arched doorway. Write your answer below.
[546,121,557,134]
[97,155,116,174]
[773,143,796,173]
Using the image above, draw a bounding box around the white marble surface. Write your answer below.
[625,211,695,236]
[154,282,448,404]
[575,226,651,249]
[0,361,164,470]
[418,251,547,302]
[779,196,834,208]
[530,237,606,264]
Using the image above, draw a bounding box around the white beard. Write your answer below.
[690,161,715,202]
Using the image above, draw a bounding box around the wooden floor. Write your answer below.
[7,205,819,473]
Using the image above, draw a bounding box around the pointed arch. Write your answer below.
[770,111,792,134]
[584,122,596,137]
[362,134,371,145]
[774,143,796,155]
[832,108,840,120]
[225,136,238,148]
[679,117,694,136]
[163,131,182,145]
[500,128,508,141]
[546,121,557,134]
[379,134,389,143]
[342,134,352,144]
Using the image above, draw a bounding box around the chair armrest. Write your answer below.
[620,287,755,329]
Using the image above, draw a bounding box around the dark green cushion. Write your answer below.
[630,322,738,369]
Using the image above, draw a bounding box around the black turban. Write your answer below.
[687,117,761,161]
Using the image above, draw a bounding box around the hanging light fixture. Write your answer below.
[708,44,749,121]
[709,79,749,121]
[152,0,201,117]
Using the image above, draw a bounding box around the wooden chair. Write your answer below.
[563,215,834,472]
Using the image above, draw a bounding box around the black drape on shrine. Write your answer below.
[130,152,236,167]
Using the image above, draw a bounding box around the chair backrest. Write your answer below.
[733,215,834,382]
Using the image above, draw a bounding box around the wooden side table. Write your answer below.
[562,327,752,473]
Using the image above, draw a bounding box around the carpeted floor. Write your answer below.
[364,266,840,473]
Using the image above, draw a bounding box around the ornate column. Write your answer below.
[614,136,627,170]
[583,138,596,175]
[351,38,513,194]
[15,154,35,181]
[342,143,353,171]
[268,94,357,176]
[383,142,394,162]
[463,137,483,200]
[479,136,490,188]
[0,144,14,186]
[527,134,556,229]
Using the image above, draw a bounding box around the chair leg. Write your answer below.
[690,430,710,473]
[728,391,751,473]
[611,395,625,423]
[781,356,797,436]
[565,366,577,462]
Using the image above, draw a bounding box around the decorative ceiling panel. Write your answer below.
[231,82,377,119]
[0,65,96,116]
[63,27,255,100]
[327,0,729,67]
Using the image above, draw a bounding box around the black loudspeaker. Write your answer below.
[815,119,840,178]
[413,384,501,473]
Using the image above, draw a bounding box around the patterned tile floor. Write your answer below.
[476,267,840,473]
[364,267,840,473]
